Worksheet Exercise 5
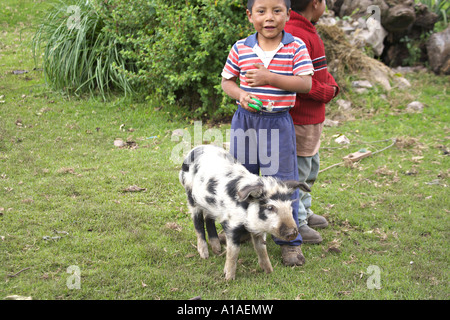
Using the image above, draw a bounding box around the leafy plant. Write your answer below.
[97,0,253,117]
[399,35,423,66]
[32,0,136,100]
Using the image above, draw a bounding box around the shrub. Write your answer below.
[33,0,253,116]
[32,0,136,100]
[98,0,253,117]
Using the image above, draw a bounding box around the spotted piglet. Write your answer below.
[179,145,310,280]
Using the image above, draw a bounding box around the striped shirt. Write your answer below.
[222,31,314,113]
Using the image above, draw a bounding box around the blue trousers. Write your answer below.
[229,106,302,246]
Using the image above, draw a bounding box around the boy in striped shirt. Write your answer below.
[221,0,314,266]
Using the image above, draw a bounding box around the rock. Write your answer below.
[326,0,345,13]
[335,135,351,144]
[426,26,450,75]
[406,101,425,112]
[368,65,392,90]
[381,3,438,67]
[171,128,185,138]
[320,3,389,57]
[353,19,388,56]
[329,0,440,68]
[442,60,450,74]
[414,3,439,30]
[12,70,28,75]
[123,185,147,192]
[336,0,415,33]
[393,76,411,89]
[382,1,416,32]
[354,88,369,94]
[114,138,125,147]
[392,66,427,74]
[352,80,373,88]
[324,118,340,127]
[336,99,352,111]
[339,0,389,21]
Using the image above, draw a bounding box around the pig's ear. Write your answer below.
[284,180,311,193]
[237,183,264,202]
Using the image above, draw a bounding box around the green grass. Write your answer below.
[1,0,449,300]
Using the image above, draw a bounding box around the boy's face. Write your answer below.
[247,0,291,43]
[311,0,326,23]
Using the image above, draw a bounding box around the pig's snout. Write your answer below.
[279,223,299,241]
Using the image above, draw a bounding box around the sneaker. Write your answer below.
[280,245,305,266]
[307,213,329,229]
[298,225,323,244]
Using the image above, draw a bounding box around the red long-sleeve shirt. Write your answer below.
[285,11,340,125]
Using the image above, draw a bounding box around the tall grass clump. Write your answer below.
[32,0,135,100]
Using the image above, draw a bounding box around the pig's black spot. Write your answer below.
[180,172,186,186]
[207,178,218,195]
[258,206,268,221]
[193,163,200,175]
[186,188,195,206]
[270,192,291,202]
[205,217,218,239]
[221,220,229,232]
[226,177,242,201]
[239,201,249,211]
[181,161,190,172]
[205,196,216,206]
[231,224,248,246]
[193,211,205,239]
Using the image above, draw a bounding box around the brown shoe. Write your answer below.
[299,225,323,244]
[307,213,328,229]
[280,245,305,266]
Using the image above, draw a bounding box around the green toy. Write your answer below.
[248,98,263,111]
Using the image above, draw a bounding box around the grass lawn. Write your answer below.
[1,0,449,300]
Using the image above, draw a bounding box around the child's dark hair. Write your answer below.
[247,0,291,11]
[290,0,322,13]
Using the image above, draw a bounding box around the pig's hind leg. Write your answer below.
[191,207,209,259]
[205,217,221,255]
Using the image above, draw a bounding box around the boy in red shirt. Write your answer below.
[285,0,340,243]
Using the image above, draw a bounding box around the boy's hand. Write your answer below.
[246,63,271,87]
[221,77,259,112]
[239,92,260,113]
